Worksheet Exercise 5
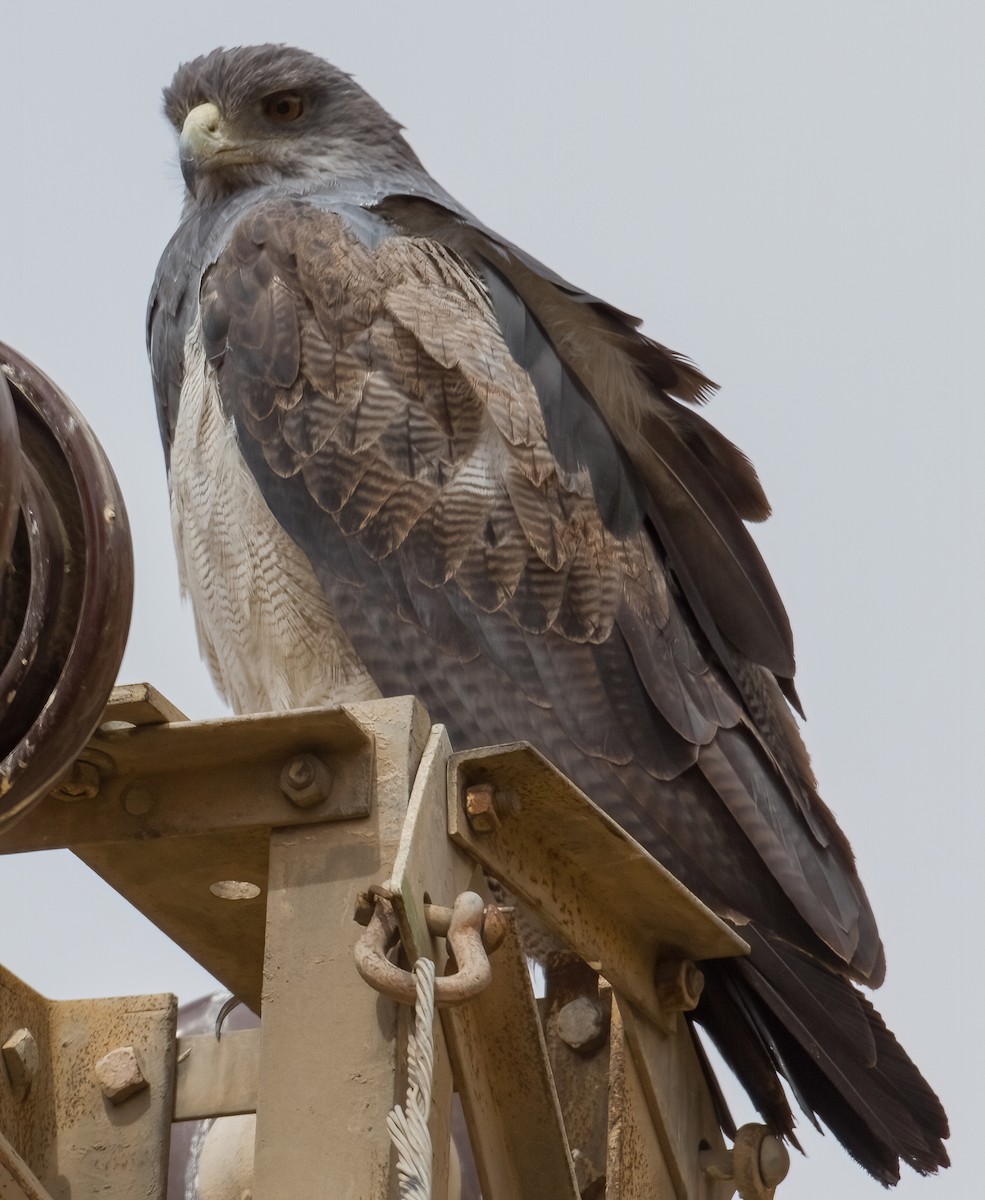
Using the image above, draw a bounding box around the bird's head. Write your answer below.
[163,44,425,207]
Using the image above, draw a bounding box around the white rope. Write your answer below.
[387,956,437,1199]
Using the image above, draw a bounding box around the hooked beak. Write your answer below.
[179,102,260,192]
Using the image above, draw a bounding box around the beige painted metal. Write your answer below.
[606,1001,681,1199]
[0,963,175,1200]
[0,1129,51,1200]
[448,744,747,1029]
[446,916,581,1199]
[174,1028,260,1120]
[0,691,373,851]
[251,696,431,1200]
[0,687,787,1199]
[377,723,468,1199]
[0,688,376,1012]
[544,973,613,1195]
[544,973,738,1200]
[101,681,189,725]
[389,724,579,1200]
[619,1003,734,1200]
[388,725,474,976]
[618,999,734,1200]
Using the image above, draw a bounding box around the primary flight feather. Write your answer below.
[148,44,947,1183]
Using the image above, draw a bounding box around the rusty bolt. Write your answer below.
[53,759,101,801]
[464,783,500,833]
[95,1046,149,1104]
[478,903,509,952]
[556,997,607,1055]
[654,957,704,1012]
[354,891,376,927]
[279,753,333,808]
[2,1028,38,1096]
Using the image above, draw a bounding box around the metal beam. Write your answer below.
[617,998,735,1200]
[0,691,386,1011]
[447,743,747,1030]
[0,689,782,1199]
[251,697,431,1200]
[389,725,578,1200]
[174,1029,261,1121]
[0,701,373,853]
[0,963,175,1200]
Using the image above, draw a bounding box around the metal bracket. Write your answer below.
[0,962,175,1199]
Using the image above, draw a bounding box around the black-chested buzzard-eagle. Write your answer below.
[147,44,948,1184]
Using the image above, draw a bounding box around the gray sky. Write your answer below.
[0,3,979,1196]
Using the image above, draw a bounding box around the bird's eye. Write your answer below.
[262,91,305,124]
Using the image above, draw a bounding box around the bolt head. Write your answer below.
[95,1046,148,1104]
[2,1028,38,1096]
[556,996,606,1055]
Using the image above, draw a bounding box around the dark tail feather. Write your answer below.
[686,1013,739,1141]
[695,928,949,1186]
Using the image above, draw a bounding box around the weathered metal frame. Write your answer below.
[389,725,580,1199]
[448,743,746,1031]
[0,962,176,1199]
[0,686,786,1200]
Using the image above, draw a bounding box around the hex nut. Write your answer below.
[464,783,500,833]
[95,1046,149,1104]
[354,891,376,927]
[654,957,704,1012]
[556,996,606,1055]
[279,754,333,808]
[2,1028,39,1096]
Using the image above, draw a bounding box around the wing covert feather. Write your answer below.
[199,197,882,988]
